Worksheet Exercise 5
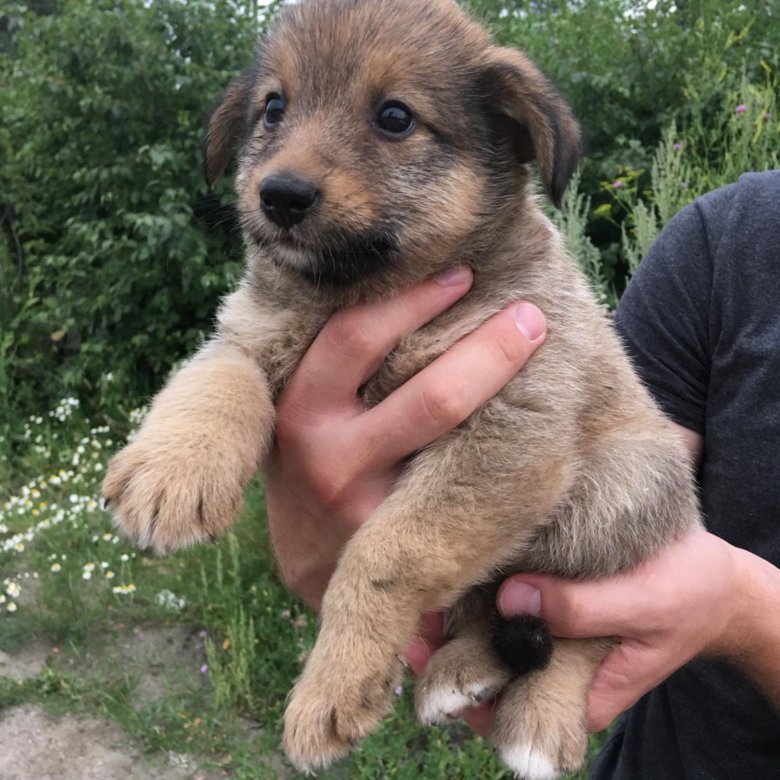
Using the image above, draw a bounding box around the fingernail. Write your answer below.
[513,302,546,343]
[433,266,472,287]
[499,581,541,617]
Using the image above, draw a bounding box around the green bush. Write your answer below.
[467,0,780,285]
[1,0,777,424]
[0,0,274,420]
[616,72,779,271]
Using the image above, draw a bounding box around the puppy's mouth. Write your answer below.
[254,229,400,286]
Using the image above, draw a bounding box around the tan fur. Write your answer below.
[104,1,701,777]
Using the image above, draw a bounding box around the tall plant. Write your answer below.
[620,72,779,272]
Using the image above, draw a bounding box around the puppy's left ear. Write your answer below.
[203,67,255,188]
[480,47,581,207]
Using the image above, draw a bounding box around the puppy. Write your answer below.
[103,1,700,777]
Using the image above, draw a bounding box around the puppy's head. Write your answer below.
[205,0,580,289]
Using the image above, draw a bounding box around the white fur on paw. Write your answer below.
[499,744,560,780]
[417,682,490,725]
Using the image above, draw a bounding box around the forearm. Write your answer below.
[724,548,780,707]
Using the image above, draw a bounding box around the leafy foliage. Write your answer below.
[0,0,271,421]
[1,0,778,423]
[467,0,780,283]
[617,73,778,271]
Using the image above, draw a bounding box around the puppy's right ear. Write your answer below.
[203,68,255,188]
[479,47,581,208]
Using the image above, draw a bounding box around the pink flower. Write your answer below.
[735,104,747,114]
[199,664,208,674]
[613,180,624,189]
[673,142,682,151]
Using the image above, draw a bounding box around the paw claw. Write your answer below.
[283,651,400,771]
[103,439,243,555]
[414,637,510,725]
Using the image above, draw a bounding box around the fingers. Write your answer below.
[287,267,474,412]
[585,643,651,732]
[404,611,445,675]
[462,702,494,736]
[496,577,659,732]
[497,529,718,639]
[357,301,547,465]
[404,636,432,676]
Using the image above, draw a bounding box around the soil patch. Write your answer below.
[0,704,214,780]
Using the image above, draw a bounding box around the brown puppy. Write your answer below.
[103,1,700,777]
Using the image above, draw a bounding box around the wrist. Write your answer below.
[709,544,758,659]
[713,545,780,693]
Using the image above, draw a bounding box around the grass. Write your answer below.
[0,398,606,778]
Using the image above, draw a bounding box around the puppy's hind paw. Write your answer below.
[283,650,402,773]
[498,744,562,780]
[414,634,511,725]
[491,672,588,780]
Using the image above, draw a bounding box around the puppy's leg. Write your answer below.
[528,422,701,578]
[414,588,513,724]
[491,423,700,780]
[492,638,612,780]
[283,427,573,772]
[103,342,274,554]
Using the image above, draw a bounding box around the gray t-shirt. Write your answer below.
[592,171,780,779]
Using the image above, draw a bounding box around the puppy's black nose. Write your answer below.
[260,173,319,230]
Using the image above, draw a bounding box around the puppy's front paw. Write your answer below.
[415,636,511,724]
[492,676,587,780]
[283,646,403,773]
[102,436,245,554]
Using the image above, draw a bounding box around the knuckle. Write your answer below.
[324,308,377,357]
[551,587,588,637]
[308,465,350,510]
[420,384,467,427]
[492,325,531,369]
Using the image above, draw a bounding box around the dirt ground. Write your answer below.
[0,628,222,780]
[0,703,212,780]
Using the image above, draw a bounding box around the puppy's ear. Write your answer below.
[480,47,581,207]
[203,68,255,188]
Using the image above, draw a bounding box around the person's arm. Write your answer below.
[265,266,547,610]
[265,269,780,733]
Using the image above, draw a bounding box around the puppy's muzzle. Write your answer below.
[260,172,320,230]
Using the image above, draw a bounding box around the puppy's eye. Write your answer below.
[375,101,415,136]
[263,93,286,129]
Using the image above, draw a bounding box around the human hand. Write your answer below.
[265,266,547,610]
[497,528,763,731]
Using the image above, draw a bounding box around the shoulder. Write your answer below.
[621,170,780,298]
[692,170,780,255]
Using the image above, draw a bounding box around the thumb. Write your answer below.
[497,574,589,637]
[497,573,642,639]
[496,577,676,732]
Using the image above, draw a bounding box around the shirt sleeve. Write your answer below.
[613,201,715,435]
